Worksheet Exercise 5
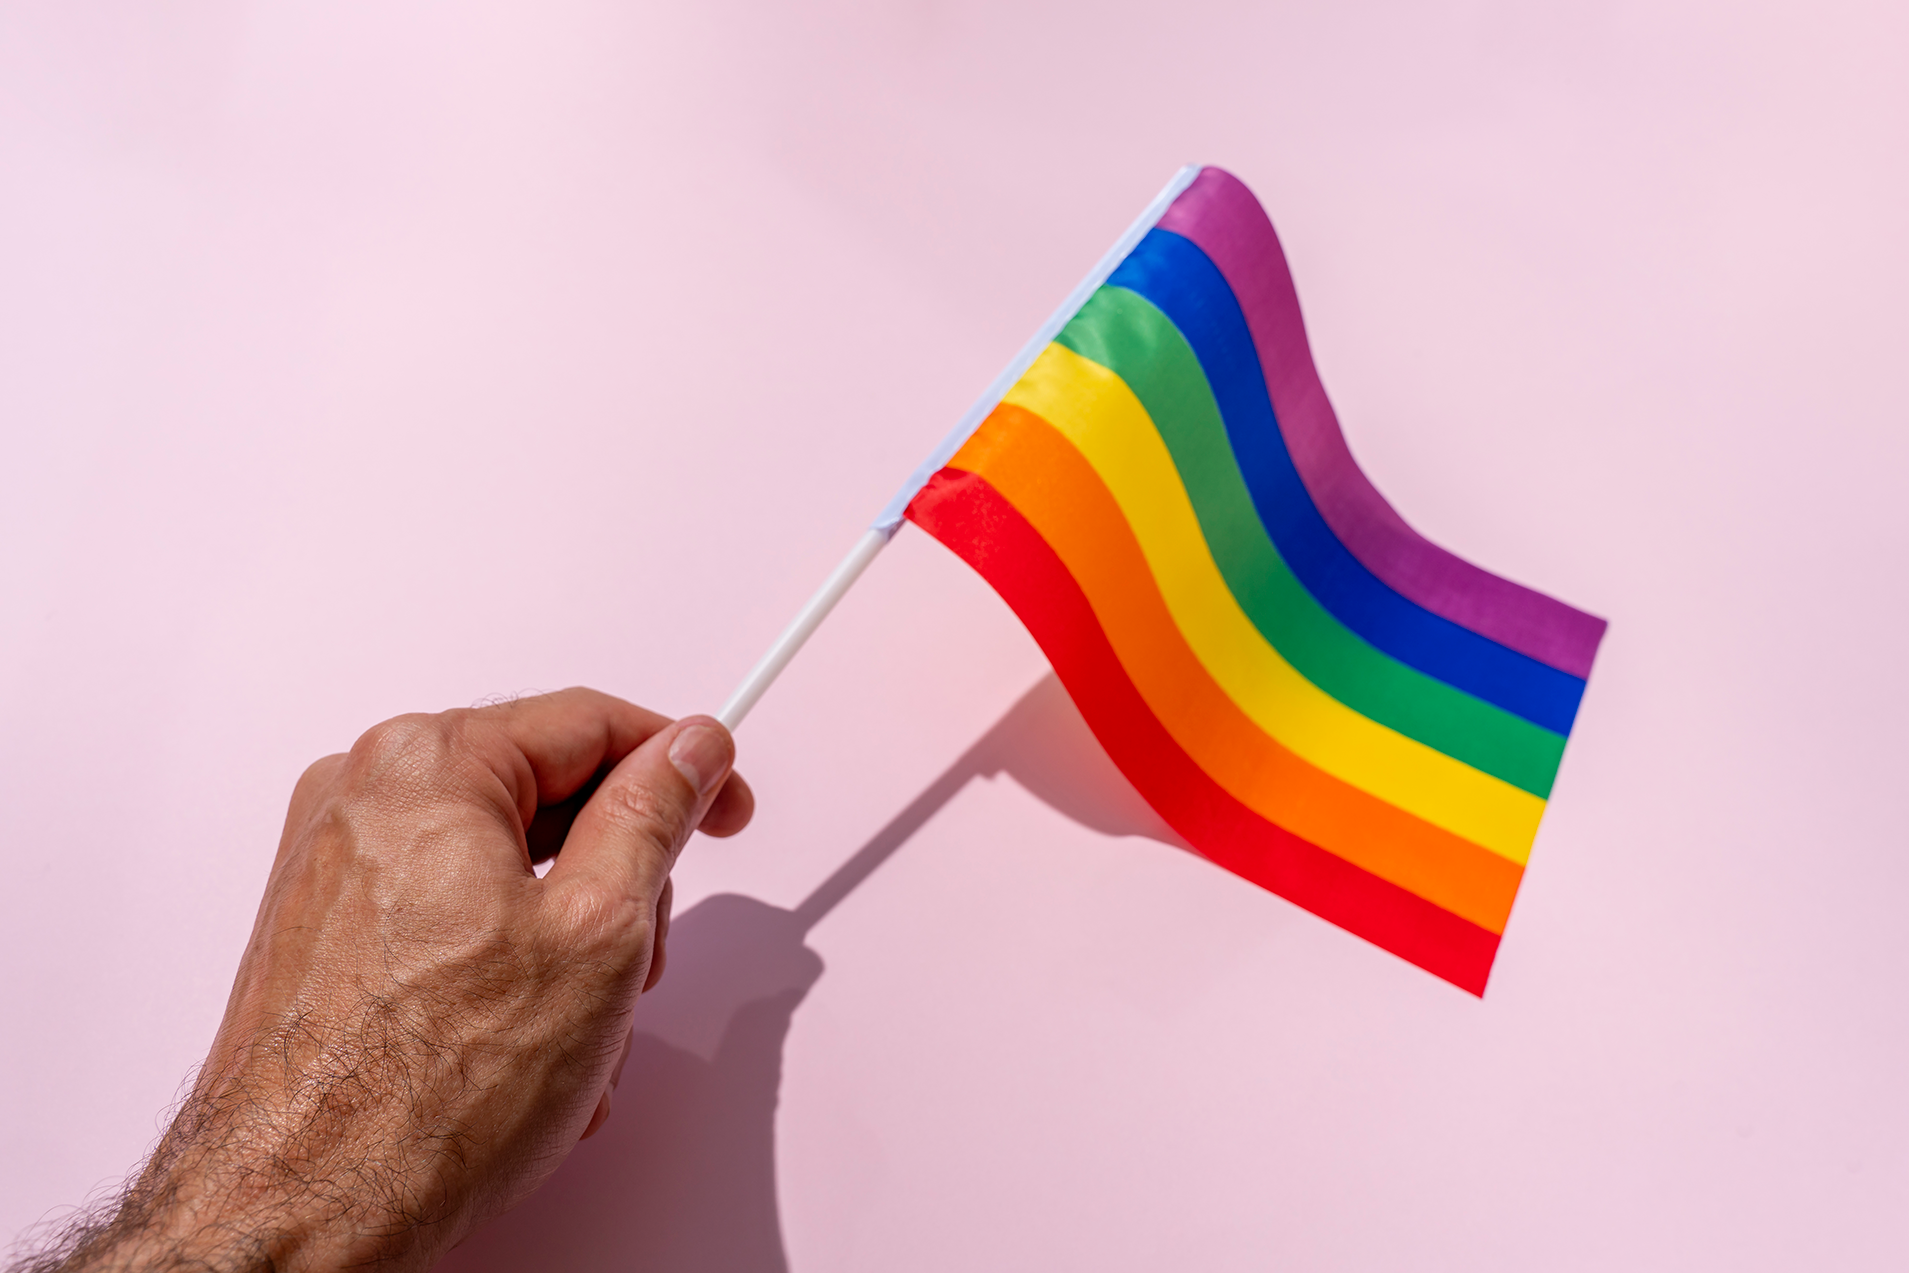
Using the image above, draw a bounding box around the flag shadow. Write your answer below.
[434,673,1182,1273]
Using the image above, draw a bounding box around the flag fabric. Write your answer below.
[904,167,1604,994]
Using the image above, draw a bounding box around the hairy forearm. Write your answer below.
[14,1028,467,1273]
[9,1106,317,1273]
[18,944,630,1270]
[11,1152,300,1273]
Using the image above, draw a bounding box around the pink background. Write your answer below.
[4,2,1906,1268]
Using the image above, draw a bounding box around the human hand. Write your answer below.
[41,689,752,1272]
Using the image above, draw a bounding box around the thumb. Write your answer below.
[545,715,735,907]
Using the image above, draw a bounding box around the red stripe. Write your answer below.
[908,467,1501,995]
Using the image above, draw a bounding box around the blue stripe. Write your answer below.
[1107,229,1586,733]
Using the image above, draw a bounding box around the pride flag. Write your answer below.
[902,168,1604,994]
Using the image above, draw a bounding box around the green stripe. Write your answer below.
[1056,286,1566,797]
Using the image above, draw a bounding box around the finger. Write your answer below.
[524,780,600,865]
[525,791,585,865]
[642,877,674,993]
[545,716,734,906]
[532,770,750,864]
[280,753,348,837]
[581,1086,613,1140]
[464,688,673,829]
[696,771,756,839]
[585,1032,634,1141]
[610,1029,633,1088]
[533,770,748,865]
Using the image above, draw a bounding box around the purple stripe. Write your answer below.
[1156,167,1606,679]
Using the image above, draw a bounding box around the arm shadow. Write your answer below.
[435,673,1181,1272]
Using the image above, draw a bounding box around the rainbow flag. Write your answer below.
[902,168,1605,994]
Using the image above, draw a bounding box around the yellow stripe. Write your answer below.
[986,343,1546,863]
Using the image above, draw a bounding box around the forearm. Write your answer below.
[14,1132,325,1273]
[17,1159,311,1273]
[17,1061,453,1273]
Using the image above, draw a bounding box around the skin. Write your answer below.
[16,688,754,1273]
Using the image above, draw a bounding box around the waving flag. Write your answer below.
[901,168,1604,994]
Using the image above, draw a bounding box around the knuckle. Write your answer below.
[284,754,349,824]
[565,889,659,967]
[599,893,657,953]
[352,714,442,762]
[347,713,458,789]
[594,780,687,860]
[295,752,348,794]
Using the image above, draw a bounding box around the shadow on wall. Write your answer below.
[435,673,1184,1273]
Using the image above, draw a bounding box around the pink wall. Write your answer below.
[4,2,1905,1268]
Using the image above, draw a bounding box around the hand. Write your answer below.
[46,689,752,1272]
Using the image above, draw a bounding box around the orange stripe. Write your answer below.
[953,404,1525,933]
[908,467,1501,993]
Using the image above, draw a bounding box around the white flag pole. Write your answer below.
[715,164,1202,732]
[715,527,889,729]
